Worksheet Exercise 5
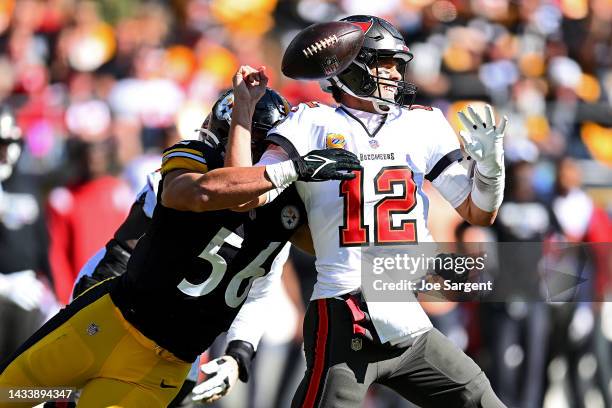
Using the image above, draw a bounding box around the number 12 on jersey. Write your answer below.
[339,166,418,246]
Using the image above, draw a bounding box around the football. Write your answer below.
[281,21,365,80]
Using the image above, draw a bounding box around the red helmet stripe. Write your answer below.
[350,21,373,34]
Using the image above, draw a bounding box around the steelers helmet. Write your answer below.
[204,88,290,152]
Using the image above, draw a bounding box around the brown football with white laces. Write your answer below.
[281,21,365,80]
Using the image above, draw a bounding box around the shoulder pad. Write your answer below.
[162,139,208,154]
[290,101,322,112]
[160,140,223,175]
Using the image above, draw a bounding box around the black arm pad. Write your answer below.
[91,239,132,281]
[72,239,133,299]
[225,340,255,383]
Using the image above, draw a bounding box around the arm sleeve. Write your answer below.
[424,109,472,208]
[256,146,291,204]
[225,242,291,350]
[431,161,472,208]
[255,145,290,166]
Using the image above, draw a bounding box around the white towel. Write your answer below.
[364,292,433,345]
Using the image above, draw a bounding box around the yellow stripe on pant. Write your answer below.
[0,281,191,408]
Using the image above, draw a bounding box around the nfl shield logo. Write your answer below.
[369,139,379,149]
[351,338,362,351]
[87,323,100,336]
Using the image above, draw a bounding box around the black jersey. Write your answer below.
[110,140,306,362]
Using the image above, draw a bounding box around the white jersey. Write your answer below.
[267,102,470,302]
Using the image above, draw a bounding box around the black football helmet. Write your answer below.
[0,106,23,181]
[202,88,290,158]
[327,15,417,110]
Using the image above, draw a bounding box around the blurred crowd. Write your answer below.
[0,0,611,407]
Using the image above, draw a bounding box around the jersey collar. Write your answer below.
[338,105,387,138]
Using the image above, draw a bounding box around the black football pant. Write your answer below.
[291,297,506,408]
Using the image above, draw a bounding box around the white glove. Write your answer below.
[0,270,45,311]
[457,104,507,179]
[192,355,239,403]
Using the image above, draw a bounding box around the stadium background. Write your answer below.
[0,0,611,407]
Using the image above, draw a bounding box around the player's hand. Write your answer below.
[192,355,239,403]
[457,104,507,178]
[292,148,361,182]
[233,65,269,110]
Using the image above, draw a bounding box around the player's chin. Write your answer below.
[377,91,396,104]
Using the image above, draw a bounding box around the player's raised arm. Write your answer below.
[225,65,269,168]
[221,67,362,210]
[223,65,282,210]
[424,104,506,227]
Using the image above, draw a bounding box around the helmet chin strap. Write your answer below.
[329,77,395,114]
[371,100,394,114]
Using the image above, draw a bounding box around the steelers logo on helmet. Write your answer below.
[281,205,300,230]
[207,88,291,156]
[215,92,235,123]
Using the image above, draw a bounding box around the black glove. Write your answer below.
[292,148,361,181]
